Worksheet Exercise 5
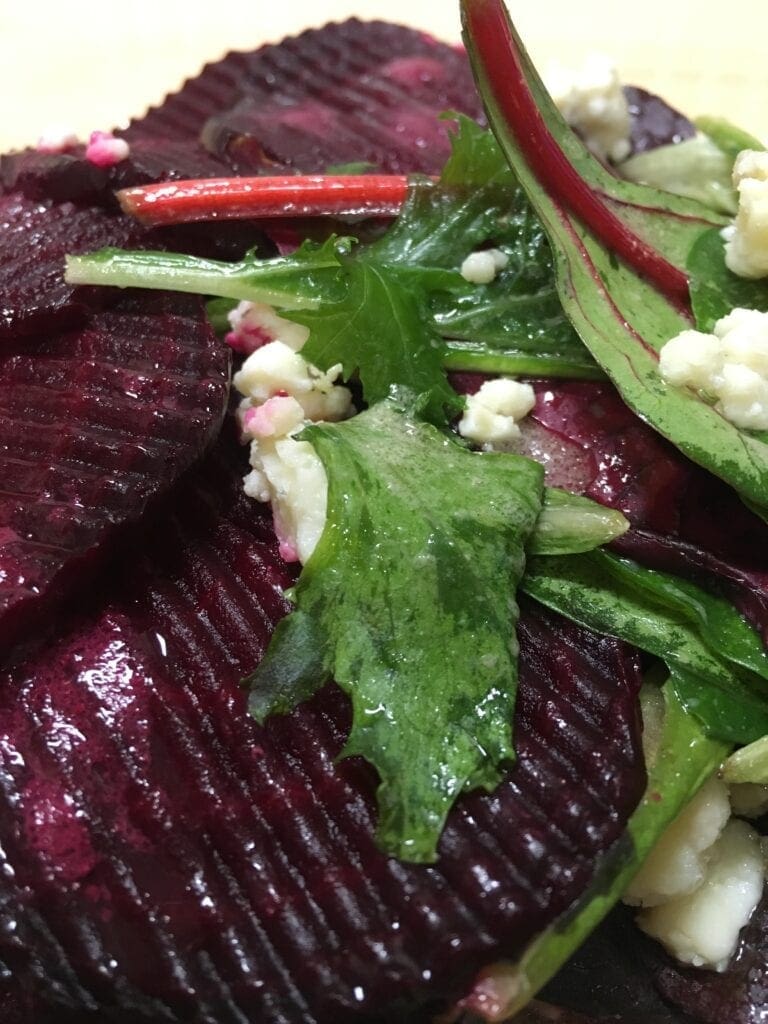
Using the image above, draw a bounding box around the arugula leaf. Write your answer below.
[688,227,768,332]
[523,549,768,743]
[492,682,727,1019]
[367,118,601,379]
[294,261,462,425]
[247,394,544,862]
[531,489,628,555]
[461,0,768,513]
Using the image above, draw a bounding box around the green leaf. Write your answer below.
[723,734,768,784]
[461,0,768,512]
[530,489,628,555]
[695,116,765,162]
[618,134,738,216]
[367,117,600,379]
[246,395,544,861]
[295,261,462,425]
[493,682,728,1019]
[66,236,351,309]
[523,550,768,743]
[688,227,768,332]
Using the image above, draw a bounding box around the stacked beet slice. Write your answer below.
[0,17,752,1024]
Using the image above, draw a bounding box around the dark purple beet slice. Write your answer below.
[523,380,768,642]
[0,431,645,1024]
[624,86,696,157]
[0,193,155,339]
[1,139,232,207]
[0,290,229,655]
[198,22,485,175]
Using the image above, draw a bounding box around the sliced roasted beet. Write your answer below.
[0,290,229,655]
[526,380,768,641]
[624,86,696,157]
[0,430,645,1024]
[0,193,156,339]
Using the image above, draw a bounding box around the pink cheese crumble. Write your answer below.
[85,131,130,168]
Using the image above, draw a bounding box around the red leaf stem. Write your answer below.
[117,175,415,226]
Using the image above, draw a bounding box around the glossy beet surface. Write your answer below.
[0,193,153,338]
[527,381,768,641]
[0,431,646,1024]
[0,290,229,654]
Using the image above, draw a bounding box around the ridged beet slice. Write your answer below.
[0,431,645,1024]
[198,21,485,175]
[0,290,229,655]
[0,192,155,338]
[1,140,232,207]
[515,380,768,641]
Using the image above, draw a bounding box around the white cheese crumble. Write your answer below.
[460,248,509,285]
[234,332,354,565]
[729,782,768,819]
[458,378,536,450]
[226,300,310,356]
[659,308,768,430]
[637,819,766,972]
[624,776,731,908]
[723,150,768,279]
[544,54,631,163]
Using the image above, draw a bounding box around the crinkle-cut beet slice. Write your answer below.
[0,290,229,656]
[0,192,156,339]
[0,431,645,1024]
[521,380,768,642]
[198,22,485,175]
[1,139,233,207]
[624,86,696,157]
[126,20,484,150]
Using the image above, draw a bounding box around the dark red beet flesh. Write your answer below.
[525,381,768,641]
[0,290,229,656]
[0,431,646,1024]
[0,193,155,338]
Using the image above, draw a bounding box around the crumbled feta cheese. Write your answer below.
[658,331,723,392]
[460,248,509,285]
[226,300,310,356]
[624,776,730,908]
[234,341,353,422]
[458,378,536,450]
[545,54,631,163]
[637,819,766,971]
[724,150,768,279]
[36,127,79,154]
[85,131,130,168]
[234,342,354,564]
[659,308,768,430]
[244,432,329,565]
[715,362,768,430]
